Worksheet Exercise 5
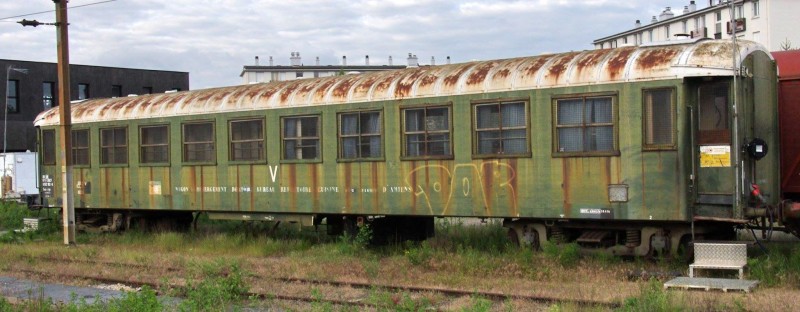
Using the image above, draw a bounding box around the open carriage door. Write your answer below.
[694,80,735,210]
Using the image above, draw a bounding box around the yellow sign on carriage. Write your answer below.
[700,145,731,167]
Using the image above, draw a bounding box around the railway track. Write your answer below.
[10,256,621,310]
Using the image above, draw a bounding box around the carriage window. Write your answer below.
[140,125,169,164]
[554,95,617,155]
[7,80,19,113]
[282,115,320,160]
[183,122,215,163]
[42,130,56,165]
[402,106,452,158]
[230,119,265,161]
[474,101,529,156]
[698,82,730,144]
[100,127,128,165]
[339,111,382,160]
[72,129,90,166]
[643,89,675,149]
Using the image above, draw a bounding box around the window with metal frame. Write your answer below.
[100,127,128,165]
[182,122,215,162]
[43,82,56,109]
[282,116,320,160]
[42,130,56,165]
[402,106,451,157]
[140,125,169,164]
[230,119,264,161]
[7,80,19,113]
[474,101,529,156]
[555,95,616,155]
[78,83,90,100]
[71,129,90,166]
[339,111,382,160]
[643,89,675,149]
[112,85,122,98]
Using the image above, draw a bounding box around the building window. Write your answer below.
[282,115,320,160]
[72,129,90,166]
[43,82,56,109]
[402,106,451,158]
[643,89,675,149]
[665,25,670,39]
[142,87,153,94]
[623,37,628,44]
[474,101,529,156]
[111,85,122,97]
[100,127,128,165]
[229,119,265,161]
[735,5,744,19]
[140,125,169,164]
[339,111,382,160]
[182,122,215,163]
[78,83,90,100]
[753,0,760,17]
[554,94,617,155]
[6,80,19,113]
[42,130,56,165]
[296,72,304,78]
[682,21,688,34]
[648,30,653,42]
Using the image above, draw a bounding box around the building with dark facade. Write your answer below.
[1,60,189,152]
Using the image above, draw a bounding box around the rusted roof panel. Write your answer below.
[35,39,768,127]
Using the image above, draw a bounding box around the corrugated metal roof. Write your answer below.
[35,39,767,127]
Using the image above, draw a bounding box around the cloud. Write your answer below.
[0,0,699,89]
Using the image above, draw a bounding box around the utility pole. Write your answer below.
[55,0,75,245]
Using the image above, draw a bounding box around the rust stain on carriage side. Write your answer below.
[523,56,551,77]
[288,164,296,212]
[312,78,337,102]
[495,68,511,79]
[279,83,300,103]
[482,161,493,214]
[562,159,571,217]
[508,158,518,216]
[343,162,352,212]
[351,75,378,99]
[606,48,635,80]
[372,72,398,97]
[371,162,379,214]
[331,75,360,99]
[311,164,319,212]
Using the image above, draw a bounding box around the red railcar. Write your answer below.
[773,50,800,230]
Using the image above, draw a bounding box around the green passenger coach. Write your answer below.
[34,39,788,256]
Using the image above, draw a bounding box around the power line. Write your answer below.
[0,0,118,21]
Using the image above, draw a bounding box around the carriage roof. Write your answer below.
[35,39,768,127]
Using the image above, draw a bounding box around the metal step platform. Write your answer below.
[663,277,759,293]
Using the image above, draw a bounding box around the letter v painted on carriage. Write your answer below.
[269,165,279,183]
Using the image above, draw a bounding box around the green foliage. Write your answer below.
[429,219,509,253]
[463,295,493,312]
[0,201,30,230]
[177,260,249,311]
[404,241,434,266]
[619,279,683,312]
[748,245,800,287]
[542,240,580,267]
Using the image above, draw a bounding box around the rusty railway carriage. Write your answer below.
[33,38,794,256]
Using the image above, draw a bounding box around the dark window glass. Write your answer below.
[78,83,90,100]
[698,82,730,144]
[100,127,127,165]
[474,102,528,155]
[42,130,56,165]
[112,85,122,97]
[142,87,153,94]
[183,122,215,162]
[643,89,675,148]
[43,82,56,109]
[71,129,90,166]
[555,96,616,154]
[339,111,382,159]
[230,119,264,161]
[140,125,169,164]
[402,106,451,157]
[282,116,320,160]
[7,80,19,113]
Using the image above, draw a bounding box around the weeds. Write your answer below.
[619,279,683,312]
[542,240,580,267]
[748,245,800,287]
[176,260,249,311]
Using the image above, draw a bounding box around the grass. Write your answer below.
[1,217,799,311]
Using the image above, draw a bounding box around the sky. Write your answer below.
[0,0,707,89]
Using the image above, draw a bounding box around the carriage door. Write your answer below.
[694,81,735,205]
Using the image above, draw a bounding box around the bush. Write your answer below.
[0,202,31,230]
[542,240,580,267]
